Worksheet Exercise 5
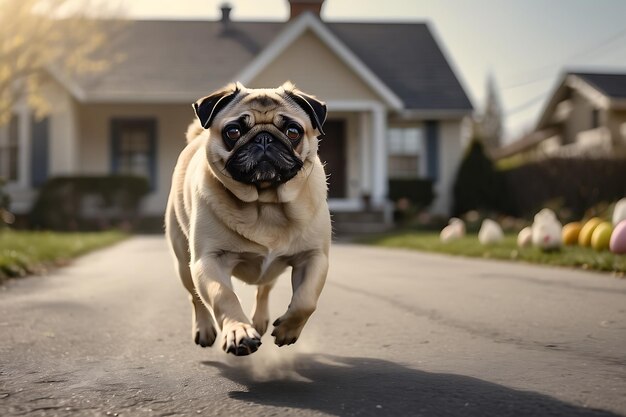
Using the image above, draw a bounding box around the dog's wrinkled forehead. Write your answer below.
[224,90,308,126]
[193,82,327,135]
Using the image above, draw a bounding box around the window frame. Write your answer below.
[387,125,425,179]
[110,118,158,191]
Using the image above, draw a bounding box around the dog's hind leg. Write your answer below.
[251,283,274,336]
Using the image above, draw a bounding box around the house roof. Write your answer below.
[534,70,626,131]
[570,72,626,99]
[63,16,473,111]
[496,70,626,159]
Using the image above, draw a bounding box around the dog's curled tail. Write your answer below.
[186,120,204,143]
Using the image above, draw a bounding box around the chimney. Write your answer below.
[288,0,325,20]
[220,3,232,30]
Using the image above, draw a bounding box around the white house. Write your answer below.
[2,0,473,226]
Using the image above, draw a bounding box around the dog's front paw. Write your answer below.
[271,315,308,347]
[221,322,262,356]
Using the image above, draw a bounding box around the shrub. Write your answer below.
[453,139,504,216]
[29,176,150,231]
[388,178,435,209]
[0,177,13,227]
[388,178,435,224]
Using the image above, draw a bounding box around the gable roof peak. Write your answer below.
[236,12,404,109]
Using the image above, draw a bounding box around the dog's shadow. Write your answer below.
[202,354,617,417]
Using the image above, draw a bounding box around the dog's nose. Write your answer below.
[254,132,274,150]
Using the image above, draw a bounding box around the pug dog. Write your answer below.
[165,82,330,356]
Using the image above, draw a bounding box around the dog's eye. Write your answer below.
[225,126,241,141]
[285,125,302,141]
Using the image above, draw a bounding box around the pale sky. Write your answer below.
[119,0,626,143]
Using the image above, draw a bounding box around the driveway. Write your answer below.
[0,236,625,416]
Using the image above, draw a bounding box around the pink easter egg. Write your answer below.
[610,220,626,254]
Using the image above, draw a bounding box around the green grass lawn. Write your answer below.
[0,230,128,282]
[361,232,626,274]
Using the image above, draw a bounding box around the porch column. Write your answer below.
[359,111,371,196]
[371,104,387,207]
[17,106,32,189]
[49,93,78,175]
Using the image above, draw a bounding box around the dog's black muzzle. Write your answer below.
[225,132,303,186]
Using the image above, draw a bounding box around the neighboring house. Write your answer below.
[493,71,626,161]
[2,0,472,222]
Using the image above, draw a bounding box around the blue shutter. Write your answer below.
[148,126,157,191]
[31,117,49,187]
[110,120,121,174]
[425,120,439,181]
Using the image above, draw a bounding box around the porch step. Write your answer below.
[331,210,392,236]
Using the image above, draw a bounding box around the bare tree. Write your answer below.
[0,0,124,125]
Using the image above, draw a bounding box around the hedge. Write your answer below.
[29,176,150,231]
[499,158,626,219]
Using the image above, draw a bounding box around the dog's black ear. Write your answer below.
[193,83,241,129]
[283,84,327,135]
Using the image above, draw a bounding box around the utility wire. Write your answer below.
[501,27,626,90]
[504,92,549,116]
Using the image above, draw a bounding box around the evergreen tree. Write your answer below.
[453,138,503,216]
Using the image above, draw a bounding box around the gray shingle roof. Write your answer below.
[73,19,472,111]
[75,21,283,97]
[328,22,472,110]
[572,72,626,99]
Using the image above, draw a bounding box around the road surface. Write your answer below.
[1,236,625,416]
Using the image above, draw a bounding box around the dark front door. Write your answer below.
[317,120,347,198]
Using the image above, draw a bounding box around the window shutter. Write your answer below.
[31,117,49,187]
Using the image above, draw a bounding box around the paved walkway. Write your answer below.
[1,236,625,416]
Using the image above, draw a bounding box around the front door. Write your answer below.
[317,120,347,198]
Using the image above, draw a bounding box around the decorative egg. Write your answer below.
[440,218,465,243]
[531,209,562,251]
[613,198,626,226]
[534,208,558,224]
[610,220,626,254]
[578,217,603,247]
[479,219,504,245]
[517,227,532,248]
[591,222,612,251]
[532,222,562,251]
[562,222,582,245]
[449,218,466,236]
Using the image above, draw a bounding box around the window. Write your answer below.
[111,119,157,189]
[0,114,19,182]
[387,127,423,179]
[591,108,600,129]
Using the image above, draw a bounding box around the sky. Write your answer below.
[119,0,626,143]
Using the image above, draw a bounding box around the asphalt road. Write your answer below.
[1,236,625,417]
